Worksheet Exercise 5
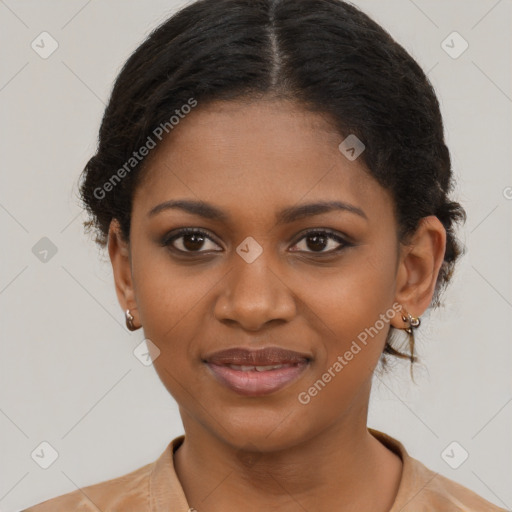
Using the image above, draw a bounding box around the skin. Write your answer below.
[108,99,446,512]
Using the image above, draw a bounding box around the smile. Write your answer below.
[205,360,310,396]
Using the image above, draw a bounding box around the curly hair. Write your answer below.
[78,0,466,368]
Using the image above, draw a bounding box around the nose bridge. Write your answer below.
[214,247,296,329]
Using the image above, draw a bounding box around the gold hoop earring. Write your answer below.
[401,312,421,334]
[125,309,140,331]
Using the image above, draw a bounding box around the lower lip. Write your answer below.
[205,362,309,396]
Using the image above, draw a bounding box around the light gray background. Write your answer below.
[1,1,511,511]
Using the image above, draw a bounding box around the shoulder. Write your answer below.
[22,459,155,512]
[368,429,507,512]
[401,455,507,512]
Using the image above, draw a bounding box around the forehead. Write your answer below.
[133,99,392,225]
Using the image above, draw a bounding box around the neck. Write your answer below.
[173,393,402,512]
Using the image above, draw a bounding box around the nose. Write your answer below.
[214,254,297,331]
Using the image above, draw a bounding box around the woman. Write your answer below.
[24,0,506,510]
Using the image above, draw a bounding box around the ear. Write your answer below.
[390,215,446,328]
[108,219,139,326]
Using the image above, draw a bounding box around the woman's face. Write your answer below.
[110,99,415,451]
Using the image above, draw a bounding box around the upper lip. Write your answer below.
[204,346,311,366]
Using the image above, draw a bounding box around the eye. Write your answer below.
[162,228,351,256]
[290,229,351,254]
[161,228,222,254]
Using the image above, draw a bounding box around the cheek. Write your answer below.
[296,247,397,395]
[129,250,221,395]
[131,256,211,401]
[131,245,218,339]
[304,246,397,338]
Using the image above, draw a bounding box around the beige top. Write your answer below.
[23,428,506,512]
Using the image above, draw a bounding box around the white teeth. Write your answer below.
[255,364,286,371]
[228,364,288,371]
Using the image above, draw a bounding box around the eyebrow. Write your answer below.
[147,199,367,223]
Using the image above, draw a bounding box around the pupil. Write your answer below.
[183,233,204,251]
[307,233,327,252]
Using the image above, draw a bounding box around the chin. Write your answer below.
[212,407,312,453]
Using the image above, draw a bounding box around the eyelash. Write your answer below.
[161,227,352,256]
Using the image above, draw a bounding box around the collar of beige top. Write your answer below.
[147,428,421,512]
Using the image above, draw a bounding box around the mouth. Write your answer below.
[203,346,311,396]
